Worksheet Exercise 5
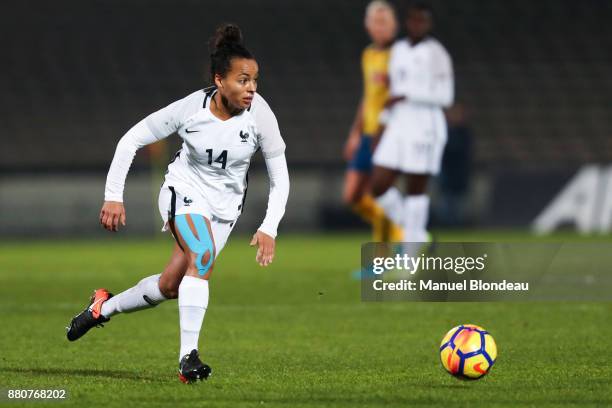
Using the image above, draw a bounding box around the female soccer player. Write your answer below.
[343,0,402,244]
[371,2,453,253]
[65,23,290,384]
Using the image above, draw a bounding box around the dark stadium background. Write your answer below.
[1,3,612,405]
[2,0,611,237]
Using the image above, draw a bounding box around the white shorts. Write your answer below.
[158,183,237,256]
[373,110,447,175]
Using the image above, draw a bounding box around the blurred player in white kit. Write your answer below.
[371,1,454,254]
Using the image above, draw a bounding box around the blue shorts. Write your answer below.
[348,135,373,172]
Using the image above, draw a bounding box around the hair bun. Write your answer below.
[210,23,244,52]
[207,23,254,80]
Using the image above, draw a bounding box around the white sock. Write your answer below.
[402,195,430,256]
[178,276,209,361]
[100,274,167,318]
[375,187,403,226]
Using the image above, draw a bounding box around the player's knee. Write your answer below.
[343,189,360,205]
[407,175,429,195]
[158,278,179,299]
[197,250,214,277]
[187,249,214,277]
[371,183,388,198]
[174,214,215,278]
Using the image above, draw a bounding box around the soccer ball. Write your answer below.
[439,324,497,379]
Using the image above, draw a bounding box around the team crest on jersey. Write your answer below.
[239,130,249,143]
[239,125,258,143]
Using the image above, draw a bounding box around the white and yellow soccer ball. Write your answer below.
[439,324,497,379]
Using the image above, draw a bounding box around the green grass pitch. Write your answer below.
[1,232,611,407]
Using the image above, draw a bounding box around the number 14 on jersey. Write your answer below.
[205,149,228,169]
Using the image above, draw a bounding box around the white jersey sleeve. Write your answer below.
[258,153,290,238]
[104,91,203,202]
[251,93,286,159]
[406,41,454,108]
[145,90,203,139]
[248,93,289,237]
[104,119,161,202]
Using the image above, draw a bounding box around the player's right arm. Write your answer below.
[343,47,369,162]
[101,94,194,232]
[343,99,364,161]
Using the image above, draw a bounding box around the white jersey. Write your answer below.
[373,37,454,174]
[105,87,286,222]
[387,36,454,122]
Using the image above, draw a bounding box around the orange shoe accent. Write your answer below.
[178,372,189,384]
[89,288,111,319]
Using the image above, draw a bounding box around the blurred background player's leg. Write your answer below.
[370,165,402,226]
[344,135,402,242]
[372,166,433,258]
[401,174,432,257]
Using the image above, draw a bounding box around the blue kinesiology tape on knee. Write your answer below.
[190,214,214,273]
[175,214,214,275]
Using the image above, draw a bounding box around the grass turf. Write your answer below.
[0,232,611,407]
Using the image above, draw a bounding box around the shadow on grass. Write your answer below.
[0,366,159,382]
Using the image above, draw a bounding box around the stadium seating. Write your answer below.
[1,0,610,170]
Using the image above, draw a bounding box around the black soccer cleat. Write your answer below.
[178,349,212,384]
[66,288,113,342]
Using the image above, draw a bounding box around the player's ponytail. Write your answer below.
[209,23,254,80]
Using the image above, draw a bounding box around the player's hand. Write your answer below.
[385,95,406,108]
[343,128,361,162]
[249,230,275,266]
[100,201,126,232]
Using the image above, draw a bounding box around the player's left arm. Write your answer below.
[249,95,290,267]
[400,44,454,108]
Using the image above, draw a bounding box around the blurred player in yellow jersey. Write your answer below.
[343,0,403,242]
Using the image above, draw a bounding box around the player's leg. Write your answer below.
[370,124,406,232]
[97,241,186,316]
[371,165,403,227]
[158,242,189,299]
[345,135,401,241]
[400,111,447,250]
[342,169,369,205]
[349,165,403,279]
[344,136,379,233]
[403,173,431,244]
[344,170,381,236]
[344,135,373,205]
[169,212,221,383]
[65,243,185,341]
